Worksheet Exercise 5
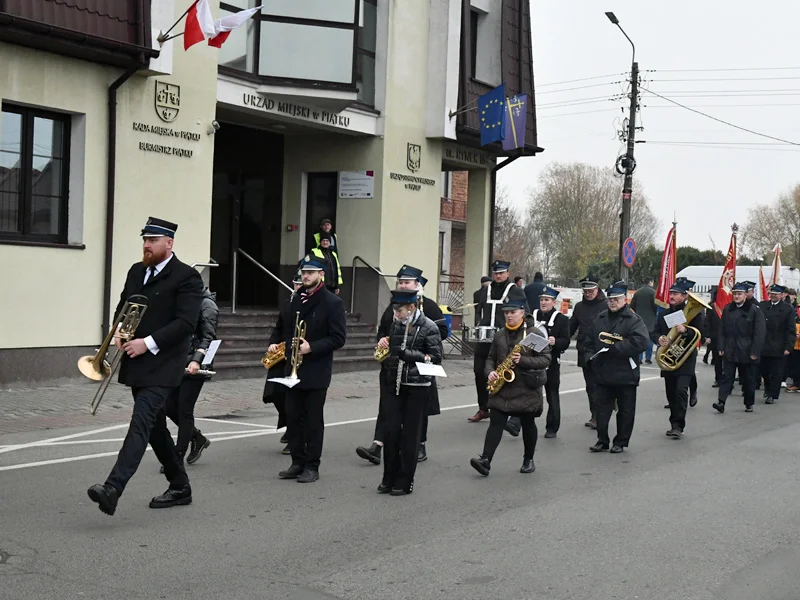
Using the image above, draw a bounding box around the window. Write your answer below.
[356,0,377,106]
[0,105,70,243]
[440,171,452,200]
[469,10,479,79]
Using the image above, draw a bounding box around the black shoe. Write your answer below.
[544,431,557,439]
[87,483,119,516]
[585,418,597,429]
[666,428,679,438]
[504,418,521,437]
[689,393,698,408]
[610,445,624,454]
[377,480,393,494]
[279,433,289,444]
[666,427,683,439]
[713,402,725,414]
[417,443,428,462]
[281,444,290,455]
[279,463,304,479]
[645,359,653,364]
[356,442,382,465]
[765,397,775,405]
[470,455,491,476]
[763,392,769,401]
[149,485,192,509]
[390,482,413,496]
[186,431,210,465]
[520,458,535,474]
[297,468,319,483]
[712,381,720,388]
[589,442,609,453]
[745,405,754,413]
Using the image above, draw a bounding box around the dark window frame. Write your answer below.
[0,103,71,245]
[219,1,364,91]
[469,9,479,79]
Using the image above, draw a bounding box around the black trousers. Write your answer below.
[544,362,561,434]
[483,409,538,461]
[719,360,757,407]
[760,355,787,399]
[285,387,327,469]
[474,343,491,411]
[664,373,691,431]
[711,346,724,382]
[382,385,428,489]
[595,384,637,447]
[788,350,800,383]
[582,365,599,418]
[164,377,205,456]
[106,386,189,495]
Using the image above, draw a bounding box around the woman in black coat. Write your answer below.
[470,296,551,477]
[163,287,219,466]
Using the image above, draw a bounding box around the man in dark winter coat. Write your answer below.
[569,274,607,429]
[272,255,347,483]
[758,284,795,404]
[356,265,447,465]
[630,276,658,364]
[585,281,649,453]
[523,272,546,314]
[713,282,766,413]
[469,291,551,477]
[651,278,705,439]
[473,276,491,326]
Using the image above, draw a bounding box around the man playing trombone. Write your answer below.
[87,217,203,516]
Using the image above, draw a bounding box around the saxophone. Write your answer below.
[487,323,528,395]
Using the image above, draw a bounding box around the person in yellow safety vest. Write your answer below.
[312,233,343,294]
[313,218,340,256]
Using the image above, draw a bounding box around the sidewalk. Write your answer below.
[0,358,475,436]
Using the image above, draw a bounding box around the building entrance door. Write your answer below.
[210,124,284,308]
[305,173,338,255]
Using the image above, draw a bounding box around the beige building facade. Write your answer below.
[0,0,538,387]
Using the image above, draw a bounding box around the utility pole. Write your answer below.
[605,12,638,282]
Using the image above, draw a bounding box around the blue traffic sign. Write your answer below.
[622,237,637,268]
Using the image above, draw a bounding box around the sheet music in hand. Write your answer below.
[268,377,301,388]
[202,340,222,365]
[416,362,447,377]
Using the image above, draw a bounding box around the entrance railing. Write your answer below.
[231,248,292,314]
[350,256,395,314]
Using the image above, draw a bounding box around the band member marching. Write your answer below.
[758,284,795,404]
[469,286,551,476]
[534,286,571,438]
[87,217,203,515]
[569,274,607,429]
[584,281,649,454]
[468,260,520,423]
[378,289,443,496]
[356,265,447,465]
[272,255,347,483]
[652,277,705,439]
[263,268,303,454]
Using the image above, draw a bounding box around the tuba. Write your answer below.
[287,311,307,380]
[261,342,286,369]
[656,292,712,371]
[78,295,148,415]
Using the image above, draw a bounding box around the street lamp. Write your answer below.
[606,11,639,282]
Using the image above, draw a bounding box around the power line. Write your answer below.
[645,88,800,94]
[643,102,800,108]
[648,76,800,82]
[641,141,800,152]
[537,73,624,88]
[538,108,623,119]
[639,86,800,146]
[537,81,622,95]
[642,140,795,146]
[649,67,800,73]
[538,96,623,109]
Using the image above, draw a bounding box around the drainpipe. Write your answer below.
[101,66,139,337]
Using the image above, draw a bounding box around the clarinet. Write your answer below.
[396,319,410,395]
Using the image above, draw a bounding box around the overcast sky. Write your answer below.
[498,0,800,254]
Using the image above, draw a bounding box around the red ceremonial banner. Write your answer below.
[655,226,676,308]
[715,231,737,317]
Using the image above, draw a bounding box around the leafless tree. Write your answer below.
[741,183,800,264]
[493,187,539,279]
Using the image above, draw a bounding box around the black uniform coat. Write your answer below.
[758,300,795,357]
[532,308,570,368]
[477,280,522,328]
[584,305,650,387]
[185,289,219,380]
[383,311,443,387]
[484,316,551,414]
[274,284,347,390]
[115,255,203,388]
[569,290,608,367]
[717,301,766,364]
[650,301,705,377]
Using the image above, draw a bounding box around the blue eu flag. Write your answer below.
[478,84,506,146]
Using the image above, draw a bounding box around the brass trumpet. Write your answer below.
[374,345,389,362]
[261,342,286,369]
[599,332,624,345]
[78,295,148,415]
[287,312,306,380]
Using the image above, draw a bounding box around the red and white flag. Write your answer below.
[768,243,782,287]
[184,1,261,50]
[758,266,768,302]
[715,229,737,317]
[655,225,677,308]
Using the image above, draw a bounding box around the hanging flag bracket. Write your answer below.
[157,3,194,46]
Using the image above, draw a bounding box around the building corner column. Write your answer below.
[464,168,492,293]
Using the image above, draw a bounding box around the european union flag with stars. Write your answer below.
[478,84,506,146]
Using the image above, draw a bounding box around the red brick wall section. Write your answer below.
[450,229,466,278]
[450,171,468,203]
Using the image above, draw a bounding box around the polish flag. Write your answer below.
[768,243,782,287]
[758,266,768,302]
[184,0,261,50]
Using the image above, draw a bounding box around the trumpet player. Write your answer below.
[87,217,203,516]
[584,281,649,454]
[356,265,447,465]
[569,274,607,429]
[470,286,551,477]
[263,269,303,454]
[275,255,347,484]
[378,289,443,496]
[652,278,705,439]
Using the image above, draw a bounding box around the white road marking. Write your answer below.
[195,417,277,429]
[0,424,130,455]
[9,430,279,447]
[0,377,661,472]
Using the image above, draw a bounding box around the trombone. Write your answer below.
[78,295,148,415]
[287,311,307,380]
